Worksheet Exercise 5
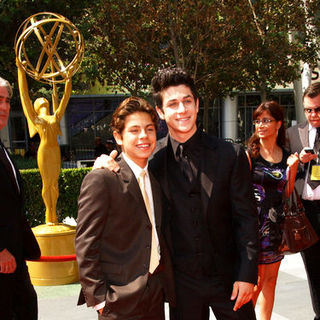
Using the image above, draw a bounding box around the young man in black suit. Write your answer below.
[0,76,40,319]
[76,97,175,319]
[286,82,320,320]
[94,68,259,320]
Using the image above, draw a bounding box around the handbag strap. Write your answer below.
[283,185,304,216]
[245,150,252,171]
[283,163,303,216]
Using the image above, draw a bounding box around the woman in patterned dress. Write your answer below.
[247,101,299,320]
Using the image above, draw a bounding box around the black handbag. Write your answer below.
[278,188,319,254]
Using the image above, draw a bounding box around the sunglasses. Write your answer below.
[304,107,320,114]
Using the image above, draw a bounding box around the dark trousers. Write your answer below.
[99,273,165,320]
[0,263,38,320]
[170,272,256,320]
[301,200,320,320]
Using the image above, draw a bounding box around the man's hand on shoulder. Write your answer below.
[0,248,17,274]
[92,150,120,172]
[230,281,254,311]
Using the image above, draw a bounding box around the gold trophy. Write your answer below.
[15,12,84,285]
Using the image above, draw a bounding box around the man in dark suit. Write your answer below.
[0,76,40,319]
[150,68,258,319]
[286,82,320,320]
[94,68,259,320]
[76,97,175,319]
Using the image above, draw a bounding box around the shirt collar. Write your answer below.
[170,129,201,160]
[308,123,315,132]
[122,152,149,180]
[308,123,320,132]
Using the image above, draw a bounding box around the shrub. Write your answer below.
[20,168,91,227]
[11,154,37,169]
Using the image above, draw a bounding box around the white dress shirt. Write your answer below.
[302,124,320,200]
[122,152,160,257]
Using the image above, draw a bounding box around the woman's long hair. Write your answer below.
[247,101,286,159]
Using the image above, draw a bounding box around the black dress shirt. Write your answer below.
[167,130,217,278]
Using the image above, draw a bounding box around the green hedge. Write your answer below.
[20,168,91,227]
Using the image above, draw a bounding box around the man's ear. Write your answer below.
[196,98,199,113]
[156,106,165,120]
[113,131,122,146]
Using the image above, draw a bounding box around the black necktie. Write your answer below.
[177,144,194,184]
[314,127,320,153]
[0,142,20,193]
[308,127,320,189]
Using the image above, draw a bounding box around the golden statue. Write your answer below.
[17,63,71,224]
[15,12,84,224]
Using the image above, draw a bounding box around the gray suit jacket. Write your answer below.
[75,155,175,313]
[286,121,309,195]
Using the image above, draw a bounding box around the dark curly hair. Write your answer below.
[151,67,198,109]
[111,96,158,134]
[247,101,286,159]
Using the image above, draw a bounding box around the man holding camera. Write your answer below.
[286,82,320,320]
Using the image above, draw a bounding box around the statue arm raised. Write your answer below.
[16,60,40,137]
[17,60,39,123]
[55,78,71,121]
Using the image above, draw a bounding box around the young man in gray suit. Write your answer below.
[286,82,320,320]
[76,97,175,319]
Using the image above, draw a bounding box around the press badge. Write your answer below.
[311,165,320,181]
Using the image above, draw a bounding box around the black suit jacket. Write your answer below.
[76,155,175,313]
[0,141,40,270]
[286,121,310,195]
[150,133,259,289]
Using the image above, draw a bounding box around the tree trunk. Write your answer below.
[293,78,305,124]
[302,62,312,92]
[260,82,267,102]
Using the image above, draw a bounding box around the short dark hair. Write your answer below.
[303,82,320,100]
[247,101,285,158]
[151,67,198,108]
[111,96,158,134]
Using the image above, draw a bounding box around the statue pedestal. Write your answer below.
[27,223,79,286]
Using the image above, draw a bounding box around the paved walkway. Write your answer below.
[36,254,314,319]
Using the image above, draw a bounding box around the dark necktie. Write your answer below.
[314,127,320,153]
[177,144,194,184]
[308,127,320,189]
[0,142,20,193]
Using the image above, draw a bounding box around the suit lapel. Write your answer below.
[200,135,219,218]
[118,156,158,225]
[0,141,21,195]
[150,173,162,235]
[298,121,309,147]
[150,135,171,202]
[118,156,145,211]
